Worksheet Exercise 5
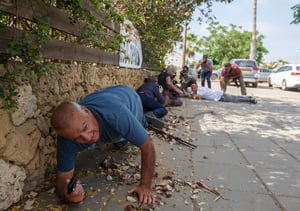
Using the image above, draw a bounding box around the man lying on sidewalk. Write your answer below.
[188,83,257,104]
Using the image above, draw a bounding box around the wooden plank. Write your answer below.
[0,27,119,65]
[82,0,120,33]
[0,0,119,38]
[0,27,23,53]
[43,39,119,65]
[0,0,80,36]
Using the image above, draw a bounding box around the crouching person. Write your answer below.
[51,85,155,206]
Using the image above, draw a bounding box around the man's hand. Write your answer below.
[159,85,163,93]
[128,184,154,206]
[64,179,85,203]
[57,170,85,203]
[133,138,155,206]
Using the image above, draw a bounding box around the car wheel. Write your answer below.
[253,82,258,88]
[211,74,217,80]
[268,78,272,87]
[281,80,287,90]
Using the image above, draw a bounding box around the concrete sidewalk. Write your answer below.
[8,83,300,211]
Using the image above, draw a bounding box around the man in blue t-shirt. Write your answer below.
[51,85,155,206]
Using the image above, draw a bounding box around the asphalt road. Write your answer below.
[219,81,300,104]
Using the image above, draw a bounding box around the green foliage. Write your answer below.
[291,4,300,24]
[0,14,56,110]
[56,0,124,51]
[110,0,234,68]
[0,0,125,110]
[195,22,268,66]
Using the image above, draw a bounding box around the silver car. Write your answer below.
[256,68,273,82]
[211,68,222,80]
[230,59,259,87]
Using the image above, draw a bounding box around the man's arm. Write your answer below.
[128,137,155,206]
[57,169,85,203]
[195,60,201,70]
[153,84,165,104]
[165,76,185,96]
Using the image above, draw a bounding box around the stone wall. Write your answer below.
[0,63,157,210]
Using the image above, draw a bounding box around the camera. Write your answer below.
[202,60,207,64]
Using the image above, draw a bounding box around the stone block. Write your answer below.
[0,159,26,210]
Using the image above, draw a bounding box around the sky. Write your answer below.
[188,0,300,63]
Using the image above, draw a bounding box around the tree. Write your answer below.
[291,3,300,24]
[110,0,234,68]
[196,22,268,66]
[249,0,257,60]
[179,33,199,61]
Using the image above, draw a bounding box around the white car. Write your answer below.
[268,64,300,90]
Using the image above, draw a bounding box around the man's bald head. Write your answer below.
[51,102,84,132]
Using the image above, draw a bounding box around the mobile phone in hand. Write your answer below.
[67,176,77,194]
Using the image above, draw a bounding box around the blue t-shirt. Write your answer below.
[56,85,148,172]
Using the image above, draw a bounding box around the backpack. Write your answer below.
[157,72,167,86]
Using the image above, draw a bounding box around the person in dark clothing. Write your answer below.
[179,65,197,91]
[136,77,168,118]
[157,65,188,106]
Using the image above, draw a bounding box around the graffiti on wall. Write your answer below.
[119,19,143,68]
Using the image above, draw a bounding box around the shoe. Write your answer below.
[113,138,129,149]
[250,98,257,104]
[145,112,164,129]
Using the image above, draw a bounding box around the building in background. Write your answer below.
[165,51,199,69]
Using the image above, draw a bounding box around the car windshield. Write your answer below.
[234,60,257,67]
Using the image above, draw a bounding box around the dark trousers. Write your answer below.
[223,76,247,95]
[139,93,168,118]
[220,93,252,103]
[180,77,197,91]
[201,71,212,88]
[162,90,183,107]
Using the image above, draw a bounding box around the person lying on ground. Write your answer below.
[50,85,155,206]
[188,83,257,104]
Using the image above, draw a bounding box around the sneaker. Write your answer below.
[250,98,258,104]
[145,112,164,129]
[113,138,129,149]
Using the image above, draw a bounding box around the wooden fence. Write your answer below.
[0,0,121,65]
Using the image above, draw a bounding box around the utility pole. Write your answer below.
[250,0,257,60]
[182,19,188,68]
